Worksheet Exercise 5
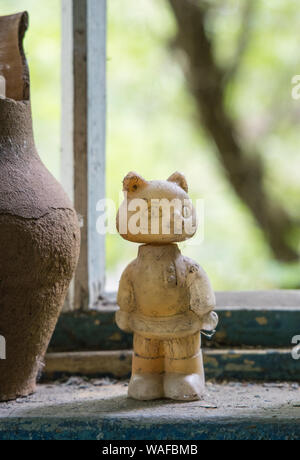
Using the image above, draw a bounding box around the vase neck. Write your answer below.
[0,99,35,150]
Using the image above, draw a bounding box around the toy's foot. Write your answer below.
[164,373,205,401]
[128,373,164,401]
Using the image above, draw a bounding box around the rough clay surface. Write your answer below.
[0,211,80,401]
[0,13,81,401]
[0,99,74,219]
[0,381,300,439]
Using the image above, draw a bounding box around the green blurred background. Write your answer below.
[0,0,299,291]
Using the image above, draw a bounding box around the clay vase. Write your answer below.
[0,12,81,401]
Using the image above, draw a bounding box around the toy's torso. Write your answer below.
[117,242,217,339]
[132,244,189,317]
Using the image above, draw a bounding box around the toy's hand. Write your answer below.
[115,310,133,333]
[200,311,219,332]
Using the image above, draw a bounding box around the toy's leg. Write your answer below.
[164,332,205,401]
[128,333,164,401]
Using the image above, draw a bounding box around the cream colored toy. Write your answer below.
[116,172,218,401]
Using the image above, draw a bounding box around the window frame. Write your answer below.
[47,1,300,382]
[61,0,106,312]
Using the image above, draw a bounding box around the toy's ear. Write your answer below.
[167,172,188,193]
[123,172,148,193]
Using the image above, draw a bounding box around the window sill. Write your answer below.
[46,290,300,382]
[43,349,300,382]
[49,290,300,352]
[0,381,299,440]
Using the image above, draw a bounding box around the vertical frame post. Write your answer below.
[61,0,107,311]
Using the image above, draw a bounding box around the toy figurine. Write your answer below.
[116,172,218,401]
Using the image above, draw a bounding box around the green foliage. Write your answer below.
[1,1,298,290]
[106,0,300,290]
[0,0,61,178]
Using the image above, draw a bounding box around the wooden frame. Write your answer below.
[61,0,107,312]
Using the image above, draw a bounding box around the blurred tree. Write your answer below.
[168,0,299,262]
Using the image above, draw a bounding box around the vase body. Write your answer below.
[0,12,80,401]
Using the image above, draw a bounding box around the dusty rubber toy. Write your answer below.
[116,172,218,401]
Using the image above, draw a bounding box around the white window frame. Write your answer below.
[61,0,106,311]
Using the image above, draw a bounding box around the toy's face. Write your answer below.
[117,172,198,244]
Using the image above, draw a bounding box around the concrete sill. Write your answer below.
[0,380,300,440]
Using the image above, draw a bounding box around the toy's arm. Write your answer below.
[186,262,218,331]
[116,265,136,333]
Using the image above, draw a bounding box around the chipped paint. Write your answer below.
[256,317,268,326]
[203,356,218,367]
[43,349,300,382]
[109,333,122,342]
[224,363,262,373]
[215,331,227,341]
[50,307,300,352]
[225,353,242,360]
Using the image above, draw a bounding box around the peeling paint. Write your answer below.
[225,364,262,373]
[204,356,218,367]
[50,307,300,351]
[109,333,122,342]
[225,353,242,360]
[215,331,227,341]
[256,317,268,326]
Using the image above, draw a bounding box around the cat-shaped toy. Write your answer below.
[116,172,218,401]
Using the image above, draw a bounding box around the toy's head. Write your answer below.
[117,172,198,244]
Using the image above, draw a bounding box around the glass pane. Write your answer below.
[107,0,300,291]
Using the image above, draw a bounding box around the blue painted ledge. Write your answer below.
[0,381,300,440]
[50,291,300,351]
[43,349,300,382]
